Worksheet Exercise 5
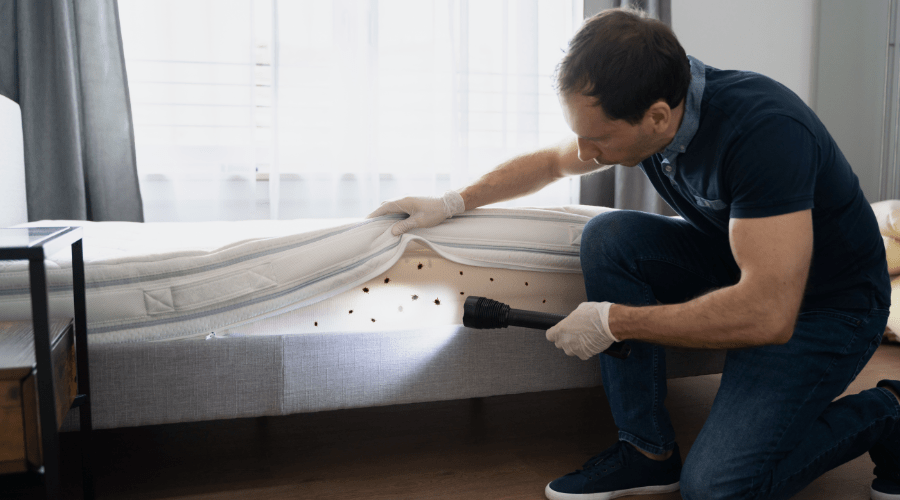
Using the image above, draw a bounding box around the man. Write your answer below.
[367,8,900,500]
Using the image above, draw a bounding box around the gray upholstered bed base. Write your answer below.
[61,325,726,431]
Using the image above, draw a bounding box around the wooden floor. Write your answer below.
[4,343,899,499]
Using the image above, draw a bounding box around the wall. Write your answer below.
[814,0,893,203]
[671,0,817,106]
[0,95,27,227]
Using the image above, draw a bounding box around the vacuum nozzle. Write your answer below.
[462,296,631,360]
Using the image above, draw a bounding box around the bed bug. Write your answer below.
[411,295,418,300]
[384,278,390,284]
[363,287,369,293]
[434,298,441,305]
[371,318,376,322]
[417,263,423,270]
[525,282,529,286]
[460,292,464,295]
[543,300,546,303]
[490,278,494,282]
[459,271,463,275]
[349,310,353,314]
[314,322,318,326]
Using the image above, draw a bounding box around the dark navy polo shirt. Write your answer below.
[639,57,890,310]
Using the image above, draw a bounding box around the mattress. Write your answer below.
[0,206,613,344]
[0,206,732,431]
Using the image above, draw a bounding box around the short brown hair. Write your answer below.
[555,8,691,124]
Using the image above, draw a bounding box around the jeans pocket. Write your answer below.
[797,308,866,329]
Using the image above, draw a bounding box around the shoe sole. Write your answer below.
[545,481,680,500]
[873,486,900,500]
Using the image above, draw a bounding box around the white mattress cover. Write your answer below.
[0,206,614,344]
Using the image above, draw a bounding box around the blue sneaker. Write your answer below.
[545,441,681,500]
[871,380,900,500]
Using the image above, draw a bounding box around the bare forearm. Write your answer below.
[609,283,796,350]
[457,139,601,210]
[457,150,561,211]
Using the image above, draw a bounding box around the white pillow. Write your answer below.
[871,200,900,239]
[884,236,900,275]
[887,276,900,339]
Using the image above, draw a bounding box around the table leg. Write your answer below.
[72,240,94,499]
[29,257,60,500]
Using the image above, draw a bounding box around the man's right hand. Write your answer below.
[366,191,466,236]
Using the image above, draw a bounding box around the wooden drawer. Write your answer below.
[0,320,77,474]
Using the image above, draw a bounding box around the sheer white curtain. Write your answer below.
[119,0,583,222]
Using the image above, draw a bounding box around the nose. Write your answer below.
[576,137,600,163]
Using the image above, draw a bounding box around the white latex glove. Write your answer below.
[366,191,466,236]
[546,302,619,360]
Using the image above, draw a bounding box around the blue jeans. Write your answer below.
[580,210,898,500]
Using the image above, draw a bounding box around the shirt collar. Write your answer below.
[661,55,705,162]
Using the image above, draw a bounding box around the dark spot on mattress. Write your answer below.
[542,299,546,303]
[411,295,418,300]
[363,287,369,293]
[525,282,528,286]
[460,271,463,275]
[384,278,390,284]
[349,310,353,314]
[371,318,376,322]
[418,263,423,269]
[314,322,318,326]
[490,278,494,282]
[434,298,441,305]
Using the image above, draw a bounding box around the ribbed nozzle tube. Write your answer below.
[462,296,510,329]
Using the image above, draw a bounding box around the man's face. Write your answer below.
[559,92,658,167]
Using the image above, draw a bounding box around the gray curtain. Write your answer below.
[0,0,143,222]
[579,0,677,217]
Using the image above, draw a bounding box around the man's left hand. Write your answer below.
[546,302,619,360]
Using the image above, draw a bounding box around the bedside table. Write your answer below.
[0,320,77,471]
[0,227,94,499]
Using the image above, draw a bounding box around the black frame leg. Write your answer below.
[29,257,60,500]
[72,240,94,499]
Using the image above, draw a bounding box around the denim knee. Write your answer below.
[581,211,644,261]
[580,210,670,305]
[580,210,649,276]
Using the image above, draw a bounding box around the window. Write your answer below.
[119,0,583,221]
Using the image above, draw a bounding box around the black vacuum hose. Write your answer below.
[462,296,631,360]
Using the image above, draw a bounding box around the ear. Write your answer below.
[643,100,672,132]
